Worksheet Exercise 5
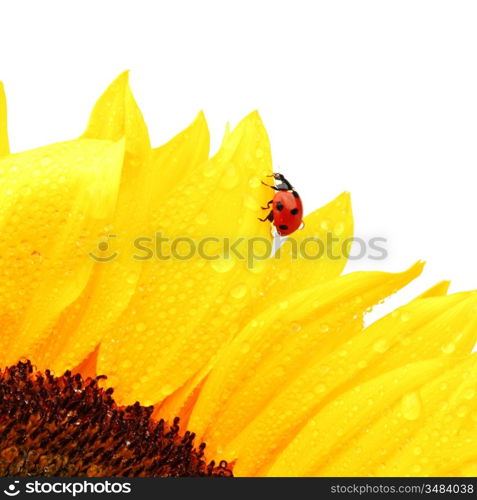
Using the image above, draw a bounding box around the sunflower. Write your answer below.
[0,73,476,478]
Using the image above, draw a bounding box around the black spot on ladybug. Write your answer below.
[279,224,288,231]
[276,201,284,211]
[290,208,299,215]
[292,191,300,198]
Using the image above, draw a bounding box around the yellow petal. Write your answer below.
[140,190,352,414]
[97,111,275,405]
[434,434,477,476]
[154,368,208,424]
[377,355,477,476]
[357,291,477,382]
[0,138,124,364]
[416,280,450,299]
[0,82,9,157]
[33,72,152,372]
[224,289,477,475]
[151,111,210,198]
[188,263,423,463]
[267,356,475,476]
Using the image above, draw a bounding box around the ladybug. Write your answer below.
[258,173,304,236]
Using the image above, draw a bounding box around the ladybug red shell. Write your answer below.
[258,173,304,236]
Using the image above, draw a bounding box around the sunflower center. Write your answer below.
[0,361,232,477]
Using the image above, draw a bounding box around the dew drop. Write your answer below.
[401,392,422,421]
[314,384,326,394]
[289,322,302,333]
[278,269,290,281]
[195,212,208,225]
[220,164,239,190]
[211,259,236,273]
[40,156,52,167]
[464,388,476,400]
[121,359,133,369]
[400,312,411,322]
[202,166,217,178]
[320,220,330,231]
[240,343,250,354]
[334,222,345,236]
[249,177,261,189]
[318,365,330,376]
[441,342,455,354]
[457,405,468,418]
[160,384,174,398]
[373,338,390,353]
[248,260,267,274]
[231,284,248,299]
[412,464,422,474]
[244,194,258,211]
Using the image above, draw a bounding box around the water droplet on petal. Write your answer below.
[412,464,422,474]
[400,312,411,322]
[211,259,236,273]
[320,220,330,231]
[40,156,52,167]
[314,384,326,394]
[230,284,248,299]
[289,322,302,333]
[248,260,267,274]
[464,388,476,400]
[244,194,258,211]
[373,338,390,353]
[195,213,208,225]
[457,405,468,418]
[441,342,455,354]
[334,222,345,236]
[220,164,239,190]
[401,392,422,421]
[249,177,261,189]
[240,343,250,354]
[121,359,133,369]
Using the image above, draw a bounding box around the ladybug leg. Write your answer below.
[257,211,274,222]
[261,181,279,191]
[261,199,273,210]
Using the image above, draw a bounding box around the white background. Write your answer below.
[1,0,476,321]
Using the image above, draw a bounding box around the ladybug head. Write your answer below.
[268,173,286,182]
[267,172,294,191]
